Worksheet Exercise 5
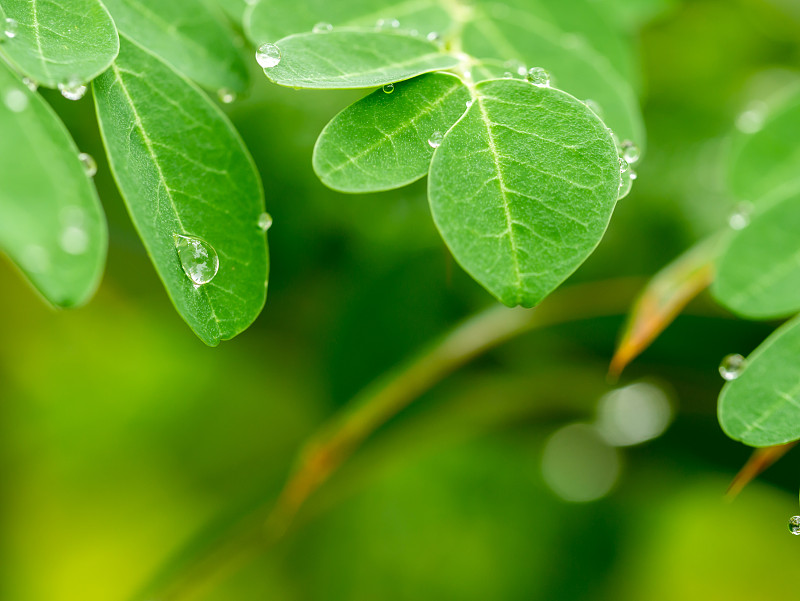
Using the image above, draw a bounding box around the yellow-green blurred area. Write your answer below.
[3,0,800,599]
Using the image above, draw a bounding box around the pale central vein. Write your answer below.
[31,0,52,80]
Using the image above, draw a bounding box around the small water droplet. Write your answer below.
[428,130,443,149]
[22,77,37,92]
[618,158,636,200]
[217,88,236,104]
[789,516,800,535]
[728,201,753,230]
[621,140,640,165]
[78,152,97,177]
[256,43,281,68]
[466,99,474,108]
[719,353,747,381]
[383,83,394,94]
[503,71,514,79]
[174,234,219,287]
[312,22,333,33]
[426,31,440,42]
[505,60,527,77]
[58,79,87,101]
[258,212,273,232]
[736,101,767,134]
[526,67,550,87]
[60,225,89,254]
[4,88,27,112]
[390,19,400,28]
[3,17,18,39]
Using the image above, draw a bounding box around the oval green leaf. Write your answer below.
[0,61,106,306]
[263,30,459,89]
[719,316,800,447]
[93,36,268,346]
[429,79,620,308]
[313,72,469,193]
[101,0,249,93]
[0,0,119,88]
[713,192,800,319]
[245,0,452,45]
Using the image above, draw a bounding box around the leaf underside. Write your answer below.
[263,30,459,89]
[429,78,620,308]
[0,0,119,87]
[93,36,268,346]
[313,72,470,192]
[0,61,106,307]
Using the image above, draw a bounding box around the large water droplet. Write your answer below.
[256,43,281,68]
[58,79,87,101]
[383,83,394,94]
[789,516,800,535]
[313,22,333,33]
[526,67,550,87]
[79,152,97,177]
[719,353,747,381]
[618,159,636,200]
[3,17,18,39]
[4,88,27,112]
[174,234,219,287]
[621,140,640,164]
[728,201,753,230]
[217,88,236,104]
[428,130,443,149]
[258,212,273,232]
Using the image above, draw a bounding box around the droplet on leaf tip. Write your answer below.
[719,353,747,381]
[173,234,220,287]
[58,79,87,101]
[256,43,281,68]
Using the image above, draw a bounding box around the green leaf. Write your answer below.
[262,30,459,89]
[0,0,119,88]
[100,0,249,93]
[462,4,644,147]
[719,316,800,447]
[313,73,469,193]
[93,36,268,346]
[211,0,248,24]
[429,79,620,308]
[0,61,106,306]
[713,192,800,319]
[245,0,452,45]
[727,92,800,203]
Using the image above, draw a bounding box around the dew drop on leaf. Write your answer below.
[78,152,97,177]
[428,130,443,149]
[217,88,236,104]
[174,234,220,287]
[312,22,333,33]
[390,19,400,28]
[22,77,37,92]
[618,159,636,200]
[728,201,753,230]
[383,83,395,94]
[465,99,473,108]
[719,353,747,381]
[256,43,281,68]
[621,140,640,165]
[258,212,273,232]
[58,79,87,101]
[3,17,18,40]
[526,67,550,87]
[505,59,526,77]
[788,516,800,535]
[426,32,440,42]
[4,88,27,113]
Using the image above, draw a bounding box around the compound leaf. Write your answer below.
[0,0,118,88]
[0,61,106,306]
[262,30,458,89]
[101,0,249,93]
[429,79,620,307]
[93,36,268,346]
[313,72,469,193]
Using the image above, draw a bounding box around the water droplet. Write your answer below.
[217,88,236,104]
[78,152,97,177]
[4,88,27,112]
[621,140,640,165]
[719,353,747,381]
[256,43,281,68]
[258,212,273,232]
[618,158,636,200]
[728,201,753,230]
[3,17,18,39]
[174,234,219,287]
[736,101,767,134]
[465,99,474,108]
[22,77,37,92]
[60,226,89,254]
[428,130,443,149]
[503,71,514,79]
[505,60,527,77]
[585,99,604,119]
[58,79,87,101]
[390,19,400,28]
[383,83,394,94]
[426,31,440,42]
[312,22,332,33]
[788,516,800,535]
[526,67,550,87]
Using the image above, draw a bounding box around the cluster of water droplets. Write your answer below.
[616,140,640,200]
[174,234,219,288]
[719,353,747,381]
[2,17,18,40]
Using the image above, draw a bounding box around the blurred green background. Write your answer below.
[3,0,800,599]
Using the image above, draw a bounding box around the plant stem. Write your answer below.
[143,277,643,601]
